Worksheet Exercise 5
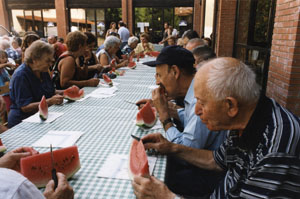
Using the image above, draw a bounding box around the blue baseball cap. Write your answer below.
[143,45,195,70]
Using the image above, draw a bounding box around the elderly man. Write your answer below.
[138,46,226,197]
[0,40,19,61]
[185,38,205,51]
[132,57,300,199]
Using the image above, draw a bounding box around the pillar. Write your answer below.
[0,0,10,30]
[122,0,133,33]
[55,0,69,39]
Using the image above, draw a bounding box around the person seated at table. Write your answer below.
[97,36,128,69]
[132,57,300,199]
[52,31,99,89]
[185,38,205,51]
[181,29,200,48]
[77,32,105,78]
[134,33,154,55]
[167,36,176,46]
[121,36,139,56]
[0,147,74,199]
[21,33,40,62]
[8,40,64,128]
[0,96,8,133]
[136,46,226,197]
[192,45,216,69]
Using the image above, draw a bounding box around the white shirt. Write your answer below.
[0,168,45,199]
[118,26,130,43]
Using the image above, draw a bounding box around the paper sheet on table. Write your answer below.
[97,153,157,180]
[87,93,115,99]
[77,95,90,102]
[32,131,84,148]
[23,112,64,123]
[92,86,118,95]
[98,81,120,87]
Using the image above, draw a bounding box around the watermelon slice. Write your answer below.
[64,85,84,101]
[128,62,137,69]
[150,51,160,57]
[0,138,6,153]
[136,102,157,128]
[39,95,48,121]
[103,74,113,86]
[128,139,149,179]
[20,145,80,188]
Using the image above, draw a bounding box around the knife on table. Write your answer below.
[50,144,58,189]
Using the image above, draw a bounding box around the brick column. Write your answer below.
[266,0,300,115]
[193,0,202,36]
[122,0,133,33]
[55,0,69,39]
[0,0,10,30]
[215,0,237,57]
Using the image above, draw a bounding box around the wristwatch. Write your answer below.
[162,118,173,128]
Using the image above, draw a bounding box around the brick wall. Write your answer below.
[266,0,300,115]
[215,0,237,57]
[0,0,9,30]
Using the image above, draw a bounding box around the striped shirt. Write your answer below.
[211,95,300,199]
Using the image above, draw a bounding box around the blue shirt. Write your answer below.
[0,68,10,95]
[5,48,20,60]
[8,63,55,128]
[166,79,227,150]
[121,44,133,55]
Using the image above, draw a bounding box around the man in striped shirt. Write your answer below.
[132,57,300,199]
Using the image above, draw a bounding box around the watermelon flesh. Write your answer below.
[128,139,149,179]
[0,138,6,153]
[136,101,157,128]
[150,51,160,57]
[103,74,113,86]
[20,145,80,188]
[128,62,136,69]
[64,85,84,101]
[39,95,48,121]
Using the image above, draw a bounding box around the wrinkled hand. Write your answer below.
[0,147,39,170]
[132,176,175,199]
[142,133,173,154]
[44,172,74,199]
[136,99,153,110]
[152,88,169,120]
[49,95,64,105]
[120,60,128,67]
[87,78,100,87]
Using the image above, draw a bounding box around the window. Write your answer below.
[233,0,276,93]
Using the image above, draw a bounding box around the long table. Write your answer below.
[0,57,166,198]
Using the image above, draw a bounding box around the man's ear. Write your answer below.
[225,97,239,118]
[171,65,180,79]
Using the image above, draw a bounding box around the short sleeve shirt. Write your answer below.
[0,168,45,199]
[8,63,55,127]
[211,95,300,199]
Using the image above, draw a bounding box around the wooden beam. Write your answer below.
[6,0,54,9]
[193,0,201,35]
[55,0,69,39]
[133,0,193,7]
[0,0,10,30]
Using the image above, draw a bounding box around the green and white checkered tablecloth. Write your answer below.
[0,57,166,199]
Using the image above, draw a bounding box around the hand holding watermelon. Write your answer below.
[152,88,169,119]
[44,172,74,199]
[132,175,175,199]
[0,147,38,171]
[87,78,100,87]
[110,58,116,68]
[136,99,153,110]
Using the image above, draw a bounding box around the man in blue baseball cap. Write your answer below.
[136,45,226,197]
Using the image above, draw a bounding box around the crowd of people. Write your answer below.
[0,19,299,199]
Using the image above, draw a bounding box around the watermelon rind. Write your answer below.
[39,96,48,121]
[0,145,6,153]
[136,107,157,129]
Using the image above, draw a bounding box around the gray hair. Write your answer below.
[0,40,10,50]
[187,38,205,46]
[204,57,260,104]
[24,40,54,64]
[128,36,139,45]
[104,36,120,50]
